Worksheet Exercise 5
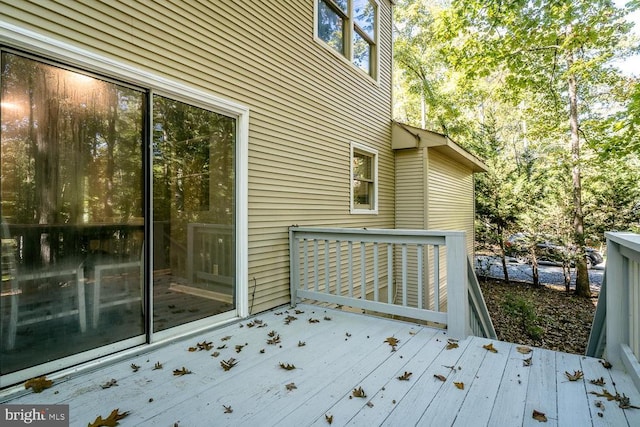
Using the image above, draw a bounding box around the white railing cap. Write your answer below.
[605,232,640,253]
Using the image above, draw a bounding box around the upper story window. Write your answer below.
[316,0,378,79]
[350,142,378,214]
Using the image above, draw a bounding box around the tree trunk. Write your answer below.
[498,225,510,282]
[567,50,590,297]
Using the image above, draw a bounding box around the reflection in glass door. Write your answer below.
[0,51,239,381]
[0,52,145,375]
[152,96,236,332]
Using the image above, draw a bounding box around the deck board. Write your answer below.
[556,351,592,426]
[2,303,639,427]
[523,348,558,427]
[452,338,511,427]
[486,344,531,426]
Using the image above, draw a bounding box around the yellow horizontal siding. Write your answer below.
[427,150,475,254]
[1,0,395,314]
[393,147,476,310]
[395,149,426,230]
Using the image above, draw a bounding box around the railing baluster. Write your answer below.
[303,238,308,291]
[387,243,393,304]
[324,240,330,294]
[361,242,366,300]
[425,245,431,310]
[373,243,379,302]
[417,244,423,309]
[632,261,639,358]
[402,244,407,307]
[336,241,342,296]
[348,241,353,298]
[434,245,440,311]
[313,239,319,292]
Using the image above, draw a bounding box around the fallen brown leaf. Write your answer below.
[483,343,498,353]
[618,393,640,409]
[352,386,367,398]
[599,360,612,369]
[100,379,118,389]
[589,388,618,401]
[88,409,130,427]
[267,335,281,345]
[590,377,606,386]
[385,337,399,351]
[284,315,297,324]
[565,370,584,381]
[197,341,213,351]
[24,376,53,393]
[516,346,532,354]
[454,382,464,390]
[153,362,163,370]
[523,357,532,367]
[223,405,233,413]
[286,382,297,391]
[173,367,192,376]
[130,363,140,372]
[446,342,459,350]
[397,371,412,381]
[433,374,446,382]
[220,358,238,371]
[532,409,547,422]
[325,414,333,424]
[589,389,640,409]
[279,362,296,370]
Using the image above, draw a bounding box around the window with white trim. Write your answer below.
[315,0,378,78]
[350,142,378,213]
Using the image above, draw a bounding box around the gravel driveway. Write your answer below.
[475,255,604,292]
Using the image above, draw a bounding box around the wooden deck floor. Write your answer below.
[3,303,640,426]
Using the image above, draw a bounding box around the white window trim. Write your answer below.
[0,19,251,326]
[350,142,378,214]
[313,0,380,83]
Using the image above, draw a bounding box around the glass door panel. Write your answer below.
[0,52,145,375]
[152,95,236,332]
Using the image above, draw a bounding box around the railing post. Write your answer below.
[605,237,626,368]
[289,227,299,307]
[446,232,468,340]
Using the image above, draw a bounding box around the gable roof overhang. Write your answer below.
[392,121,488,173]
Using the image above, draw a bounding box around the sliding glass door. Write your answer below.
[0,52,145,374]
[152,96,236,332]
[0,51,238,378]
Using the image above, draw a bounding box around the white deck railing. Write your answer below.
[289,227,496,340]
[589,232,640,391]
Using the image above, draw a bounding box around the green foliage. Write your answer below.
[393,0,640,255]
[502,292,544,340]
